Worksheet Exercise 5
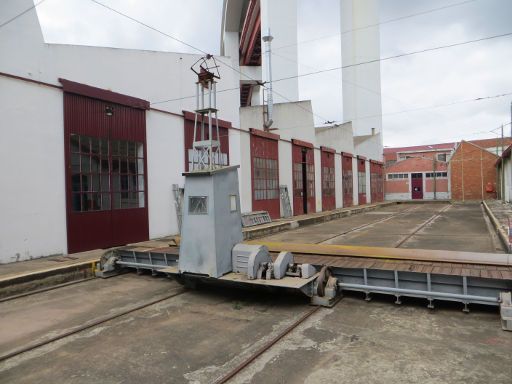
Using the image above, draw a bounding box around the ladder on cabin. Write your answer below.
[280,185,292,218]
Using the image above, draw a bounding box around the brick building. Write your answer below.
[385,157,449,200]
[449,141,498,201]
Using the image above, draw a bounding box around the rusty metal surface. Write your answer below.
[120,242,512,280]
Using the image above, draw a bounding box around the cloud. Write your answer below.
[34,0,512,147]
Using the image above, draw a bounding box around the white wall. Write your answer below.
[0,77,67,263]
[334,153,343,208]
[238,130,252,213]
[278,141,293,216]
[146,110,184,238]
[354,133,383,161]
[0,0,244,262]
[240,101,315,143]
[340,0,382,138]
[260,0,299,103]
[352,157,359,205]
[1,2,240,127]
[315,122,355,154]
[385,193,410,201]
[314,148,322,212]
[365,160,371,203]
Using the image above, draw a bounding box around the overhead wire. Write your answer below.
[0,0,48,30]
[84,1,512,129]
[88,0,334,122]
[271,31,512,83]
[272,0,479,51]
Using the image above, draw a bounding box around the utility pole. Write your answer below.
[262,29,274,131]
[433,154,437,200]
[501,124,505,201]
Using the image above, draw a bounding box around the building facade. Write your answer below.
[450,141,498,201]
[0,0,384,263]
[385,158,449,201]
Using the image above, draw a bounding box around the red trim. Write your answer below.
[182,110,232,129]
[341,152,355,158]
[0,71,62,89]
[240,0,258,50]
[150,107,183,118]
[291,138,314,149]
[242,14,261,66]
[250,128,280,140]
[59,79,149,110]
[357,155,367,161]
[320,146,335,154]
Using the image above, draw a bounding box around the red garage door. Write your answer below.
[250,129,280,219]
[342,153,353,207]
[321,147,335,211]
[292,139,315,215]
[357,156,367,205]
[183,111,230,171]
[62,79,149,254]
[370,160,384,203]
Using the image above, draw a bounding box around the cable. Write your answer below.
[88,0,511,126]
[0,0,48,30]
[272,0,478,51]
[88,0,335,123]
[273,31,512,83]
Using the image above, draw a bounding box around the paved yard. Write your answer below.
[0,202,510,383]
[260,202,504,253]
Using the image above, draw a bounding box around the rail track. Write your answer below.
[0,286,186,363]
[316,204,447,247]
[213,306,321,384]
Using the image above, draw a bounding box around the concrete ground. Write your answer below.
[260,202,504,253]
[0,275,510,384]
[1,202,511,383]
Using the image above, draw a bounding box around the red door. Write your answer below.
[357,157,367,205]
[292,140,315,215]
[321,147,335,211]
[250,129,280,219]
[342,154,353,207]
[64,91,149,254]
[411,173,423,199]
[370,161,384,203]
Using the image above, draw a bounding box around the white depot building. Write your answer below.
[0,0,383,263]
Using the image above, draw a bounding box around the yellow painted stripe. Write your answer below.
[244,241,512,267]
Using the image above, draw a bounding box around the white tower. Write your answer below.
[340,0,383,138]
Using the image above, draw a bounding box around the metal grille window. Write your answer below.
[70,135,145,212]
[111,140,145,209]
[70,134,110,212]
[387,173,408,180]
[189,196,208,214]
[307,164,315,197]
[293,163,303,197]
[322,166,335,196]
[254,157,279,200]
[358,171,366,192]
[343,171,353,195]
[426,172,448,178]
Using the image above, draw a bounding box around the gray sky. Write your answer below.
[35,0,512,147]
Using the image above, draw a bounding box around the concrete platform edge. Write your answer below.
[482,200,511,253]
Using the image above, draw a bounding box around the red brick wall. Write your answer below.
[386,180,409,193]
[450,141,498,201]
[425,178,448,193]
